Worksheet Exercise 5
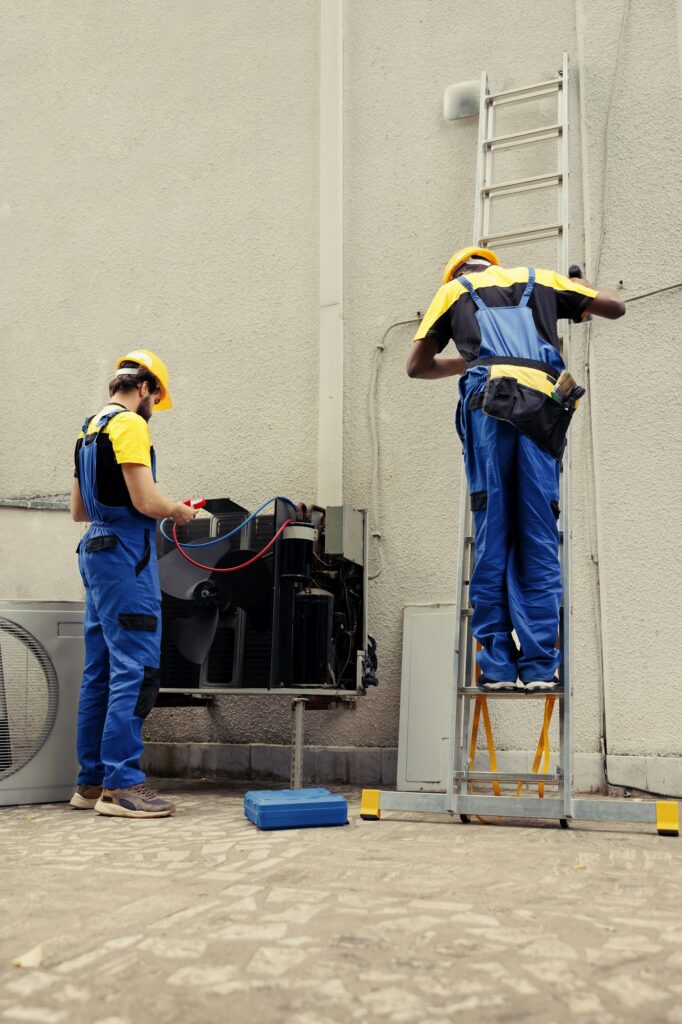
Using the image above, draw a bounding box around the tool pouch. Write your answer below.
[482,375,574,462]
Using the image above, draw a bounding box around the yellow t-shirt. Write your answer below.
[79,404,152,467]
[74,404,154,507]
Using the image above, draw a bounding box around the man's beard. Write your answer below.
[137,396,154,422]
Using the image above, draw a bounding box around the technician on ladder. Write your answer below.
[70,349,197,818]
[407,248,624,693]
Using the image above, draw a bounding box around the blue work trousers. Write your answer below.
[76,528,161,790]
[457,375,562,683]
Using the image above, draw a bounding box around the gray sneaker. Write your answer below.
[95,783,176,819]
[69,784,103,809]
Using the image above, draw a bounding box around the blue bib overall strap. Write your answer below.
[459,267,564,375]
[76,406,161,791]
[455,269,562,687]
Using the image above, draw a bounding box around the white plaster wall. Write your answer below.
[1,1,680,772]
[0,510,84,600]
[0,0,319,507]
[576,0,682,763]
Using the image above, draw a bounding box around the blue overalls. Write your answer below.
[455,270,563,684]
[76,408,161,790]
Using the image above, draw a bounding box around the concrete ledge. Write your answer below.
[607,755,682,798]
[142,746,682,798]
[142,742,398,786]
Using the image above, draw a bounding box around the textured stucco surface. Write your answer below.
[575,0,682,761]
[1,2,680,772]
[0,0,320,505]
[0,510,83,601]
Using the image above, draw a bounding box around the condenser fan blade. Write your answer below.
[158,546,226,602]
[211,551,273,632]
[173,606,220,664]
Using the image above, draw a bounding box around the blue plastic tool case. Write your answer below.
[244,788,348,830]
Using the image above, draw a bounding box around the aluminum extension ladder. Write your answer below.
[361,54,679,836]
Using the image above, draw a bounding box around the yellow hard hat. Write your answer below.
[442,246,499,285]
[114,348,172,410]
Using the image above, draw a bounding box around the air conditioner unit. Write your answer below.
[157,499,376,696]
[0,601,84,806]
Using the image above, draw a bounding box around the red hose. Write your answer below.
[172,519,293,573]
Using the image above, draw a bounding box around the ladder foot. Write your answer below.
[360,789,381,820]
[559,818,570,829]
[460,814,471,824]
[656,800,679,837]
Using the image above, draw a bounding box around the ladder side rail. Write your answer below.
[462,521,477,790]
[447,477,474,809]
[448,68,490,809]
[558,52,573,817]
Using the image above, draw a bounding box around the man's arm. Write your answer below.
[71,478,90,523]
[407,336,467,379]
[121,464,197,524]
[575,278,626,320]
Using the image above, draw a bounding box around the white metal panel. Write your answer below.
[397,604,456,791]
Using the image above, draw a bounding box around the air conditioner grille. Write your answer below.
[0,617,59,781]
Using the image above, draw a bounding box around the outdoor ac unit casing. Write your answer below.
[0,601,84,806]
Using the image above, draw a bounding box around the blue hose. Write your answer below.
[159,496,296,548]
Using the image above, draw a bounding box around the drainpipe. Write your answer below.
[317,0,343,506]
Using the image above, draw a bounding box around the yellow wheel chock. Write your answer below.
[360,789,381,820]
[656,801,680,837]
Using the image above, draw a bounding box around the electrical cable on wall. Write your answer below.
[368,318,421,581]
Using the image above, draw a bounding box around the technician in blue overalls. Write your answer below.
[69,350,197,818]
[408,248,625,692]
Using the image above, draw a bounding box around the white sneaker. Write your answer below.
[478,678,518,692]
[523,678,561,693]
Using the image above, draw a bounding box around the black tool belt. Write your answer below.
[466,357,573,462]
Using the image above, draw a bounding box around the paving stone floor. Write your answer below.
[2,781,682,1024]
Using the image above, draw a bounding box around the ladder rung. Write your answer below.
[457,687,564,699]
[486,78,562,105]
[456,770,562,783]
[482,172,562,198]
[483,124,561,150]
[480,223,562,246]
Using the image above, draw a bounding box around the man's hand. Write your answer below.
[171,502,198,526]
[571,276,625,320]
[407,337,467,379]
